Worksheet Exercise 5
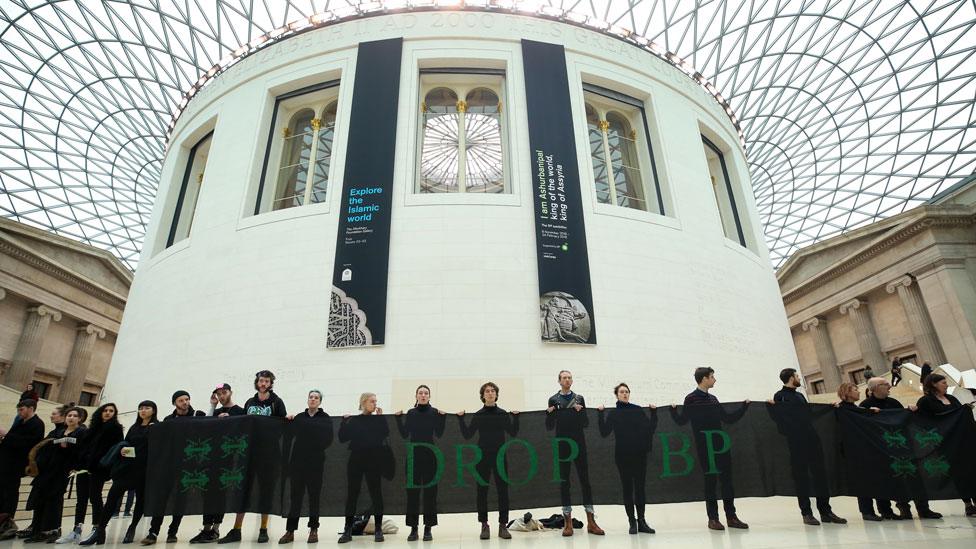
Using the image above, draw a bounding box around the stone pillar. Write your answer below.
[58,324,105,404]
[886,275,947,366]
[7,305,62,391]
[839,298,888,375]
[802,316,843,390]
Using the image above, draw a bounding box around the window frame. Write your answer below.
[582,83,665,216]
[253,79,341,215]
[166,130,213,248]
[702,135,747,248]
[415,68,508,195]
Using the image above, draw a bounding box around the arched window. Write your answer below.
[255,80,340,214]
[166,131,213,248]
[583,86,664,214]
[418,73,507,194]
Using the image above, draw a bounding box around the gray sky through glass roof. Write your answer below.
[2,1,974,270]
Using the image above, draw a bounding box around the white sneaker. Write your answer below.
[55,525,82,544]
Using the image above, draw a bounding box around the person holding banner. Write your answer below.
[395,385,446,541]
[458,382,520,541]
[671,367,750,531]
[279,390,332,544]
[596,383,657,535]
[768,369,847,526]
[338,393,389,544]
[81,400,158,546]
[219,371,287,545]
[834,382,884,521]
[914,374,976,517]
[189,383,243,544]
[545,370,603,536]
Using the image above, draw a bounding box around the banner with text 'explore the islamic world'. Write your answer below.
[327,38,402,348]
[521,40,597,345]
[145,404,976,517]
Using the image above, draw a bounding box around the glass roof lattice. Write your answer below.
[1,1,974,270]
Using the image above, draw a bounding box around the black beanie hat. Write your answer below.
[171,390,190,404]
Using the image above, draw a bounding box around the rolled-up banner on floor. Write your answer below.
[144,404,976,517]
[521,40,597,345]
[328,38,403,348]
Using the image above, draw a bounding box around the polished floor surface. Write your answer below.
[19,497,976,548]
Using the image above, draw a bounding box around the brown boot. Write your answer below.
[726,515,749,529]
[497,525,511,540]
[307,529,317,544]
[707,519,725,531]
[562,514,573,537]
[585,512,605,535]
[479,523,490,540]
[277,532,293,544]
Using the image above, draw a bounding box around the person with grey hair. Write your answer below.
[279,390,332,544]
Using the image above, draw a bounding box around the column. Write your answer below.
[839,298,888,375]
[886,275,947,366]
[57,324,105,404]
[802,316,843,390]
[7,305,61,391]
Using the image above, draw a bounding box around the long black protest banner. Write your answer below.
[145,404,976,517]
[327,38,402,348]
[522,40,597,345]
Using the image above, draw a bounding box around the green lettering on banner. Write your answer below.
[551,437,579,482]
[454,444,488,487]
[658,432,694,478]
[702,430,732,474]
[405,442,445,489]
[496,438,538,486]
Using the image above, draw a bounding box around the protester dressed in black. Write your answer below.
[69,404,123,541]
[671,367,750,531]
[768,369,846,526]
[545,370,603,536]
[25,408,86,542]
[915,374,976,517]
[0,400,45,539]
[458,382,519,541]
[16,407,67,539]
[890,358,903,387]
[81,400,158,546]
[596,383,656,534]
[834,382,883,521]
[395,385,446,541]
[144,391,206,545]
[279,390,332,544]
[338,393,389,544]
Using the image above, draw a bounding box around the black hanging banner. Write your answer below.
[521,40,597,345]
[328,38,403,348]
[144,405,976,517]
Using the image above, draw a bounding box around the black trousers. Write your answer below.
[0,472,21,515]
[475,450,509,524]
[343,453,383,529]
[891,372,902,386]
[98,479,145,531]
[857,497,875,514]
[74,471,108,525]
[286,464,323,531]
[149,514,182,536]
[556,439,594,511]
[788,438,832,517]
[405,451,438,527]
[696,446,735,520]
[615,453,648,521]
[31,490,67,532]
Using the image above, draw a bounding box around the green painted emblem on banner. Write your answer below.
[221,435,248,458]
[219,467,245,490]
[914,428,943,449]
[922,455,950,477]
[890,457,916,478]
[882,430,907,449]
[180,470,209,492]
[183,438,212,463]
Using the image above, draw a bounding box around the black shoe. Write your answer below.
[374,530,384,542]
[189,530,209,544]
[217,529,241,544]
[166,533,178,543]
[140,533,157,546]
[17,527,34,539]
[422,527,432,542]
[802,515,821,526]
[880,512,899,520]
[918,510,942,520]
[966,504,976,517]
[337,530,352,544]
[122,525,137,544]
[407,527,418,542]
[861,513,883,522]
[636,519,655,534]
[628,519,637,535]
[79,528,105,546]
[821,512,847,524]
[257,529,269,543]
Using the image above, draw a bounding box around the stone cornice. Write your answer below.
[0,238,127,310]
[781,207,975,304]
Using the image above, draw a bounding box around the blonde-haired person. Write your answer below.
[834,382,882,522]
[338,393,388,543]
